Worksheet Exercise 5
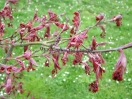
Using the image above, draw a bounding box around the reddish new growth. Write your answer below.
[112,49,126,81]
[96,13,104,21]
[67,28,88,48]
[52,52,61,77]
[0,3,13,20]
[0,0,130,98]
[112,14,122,26]
[16,50,38,72]
[89,81,98,93]
[72,12,80,31]
[61,52,68,66]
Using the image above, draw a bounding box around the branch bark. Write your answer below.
[0,42,132,67]
[51,42,132,53]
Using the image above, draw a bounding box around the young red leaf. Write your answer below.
[44,24,50,38]
[112,49,126,81]
[113,14,122,21]
[29,58,38,66]
[52,59,61,70]
[73,52,83,65]
[5,77,12,95]
[82,62,90,75]
[23,50,32,60]
[52,52,61,70]
[12,66,22,73]
[96,13,104,21]
[32,23,45,31]
[68,28,88,48]
[112,14,122,26]
[55,22,69,31]
[33,9,38,21]
[96,65,105,80]
[72,11,80,31]
[91,36,97,50]
[61,52,68,66]
[18,82,24,94]
[88,53,105,81]
[0,64,5,73]
[48,10,59,22]
[97,42,107,47]
[26,21,33,32]
[70,27,76,36]
[97,53,105,64]
[0,4,13,20]
[90,36,107,50]
[16,59,25,70]
[6,66,12,74]
[25,32,40,42]
[99,25,106,38]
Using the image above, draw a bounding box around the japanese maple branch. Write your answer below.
[11,41,132,53]
[52,42,132,53]
[1,41,131,68]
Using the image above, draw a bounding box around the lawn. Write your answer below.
[0,0,132,99]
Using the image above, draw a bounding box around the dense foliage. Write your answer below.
[0,0,132,99]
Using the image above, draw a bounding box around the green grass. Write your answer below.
[0,0,132,99]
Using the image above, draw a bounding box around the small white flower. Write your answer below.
[73,80,76,83]
[128,78,131,81]
[63,79,66,82]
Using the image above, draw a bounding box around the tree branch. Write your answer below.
[51,42,132,53]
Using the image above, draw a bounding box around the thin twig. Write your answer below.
[3,46,14,64]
